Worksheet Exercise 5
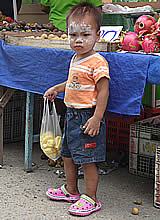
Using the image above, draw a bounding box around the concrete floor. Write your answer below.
[0,142,159,220]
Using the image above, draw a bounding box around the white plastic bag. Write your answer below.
[40,98,62,161]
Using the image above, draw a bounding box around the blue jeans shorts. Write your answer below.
[61,107,106,164]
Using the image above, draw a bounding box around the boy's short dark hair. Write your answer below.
[66,2,102,32]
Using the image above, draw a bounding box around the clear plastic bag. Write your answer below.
[40,98,62,161]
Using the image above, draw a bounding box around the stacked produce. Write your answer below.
[0,10,66,37]
[0,11,119,51]
[120,15,160,53]
[25,33,68,40]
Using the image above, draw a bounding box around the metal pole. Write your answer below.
[25,92,34,172]
[13,0,17,20]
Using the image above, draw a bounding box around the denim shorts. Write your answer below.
[61,107,106,164]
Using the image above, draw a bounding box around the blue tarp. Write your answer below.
[0,39,160,115]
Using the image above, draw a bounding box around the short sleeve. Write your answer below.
[93,60,110,84]
[41,0,50,6]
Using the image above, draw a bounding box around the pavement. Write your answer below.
[0,142,159,220]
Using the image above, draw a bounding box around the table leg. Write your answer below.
[24,92,34,172]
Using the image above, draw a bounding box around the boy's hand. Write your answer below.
[83,116,101,137]
[44,87,58,101]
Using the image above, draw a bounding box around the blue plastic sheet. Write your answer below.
[0,39,160,115]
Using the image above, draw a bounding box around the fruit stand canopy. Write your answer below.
[0,39,160,115]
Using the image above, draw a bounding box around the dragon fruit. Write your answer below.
[121,32,141,51]
[142,34,160,53]
[134,15,156,35]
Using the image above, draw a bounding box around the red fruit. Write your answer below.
[5,16,14,23]
[134,15,156,35]
[142,35,160,53]
[121,32,141,51]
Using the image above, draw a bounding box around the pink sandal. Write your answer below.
[46,184,80,203]
[68,194,102,216]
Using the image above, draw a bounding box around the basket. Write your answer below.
[143,107,160,119]
[129,115,160,178]
[106,112,144,153]
[154,145,160,208]
[3,90,26,143]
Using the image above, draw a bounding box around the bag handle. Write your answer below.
[43,98,57,118]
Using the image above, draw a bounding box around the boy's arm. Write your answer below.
[53,81,67,93]
[44,81,67,101]
[93,77,109,120]
[83,77,109,136]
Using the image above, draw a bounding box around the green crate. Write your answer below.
[142,83,160,108]
[102,13,134,31]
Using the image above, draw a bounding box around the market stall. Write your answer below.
[0,35,160,172]
[0,0,160,213]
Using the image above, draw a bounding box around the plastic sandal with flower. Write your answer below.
[68,194,102,216]
[46,184,80,203]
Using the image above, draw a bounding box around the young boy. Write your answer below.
[44,2,110,217]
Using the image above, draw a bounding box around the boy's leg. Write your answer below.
[63,156,79,195]
[68,162,101,216]
[82,162,99,201]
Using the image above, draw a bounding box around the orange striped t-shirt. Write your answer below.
[64,53,110,109]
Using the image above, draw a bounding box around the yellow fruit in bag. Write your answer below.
[54,136,61,150]
[40,132,62,160]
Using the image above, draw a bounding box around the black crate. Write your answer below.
[3,90,26,143]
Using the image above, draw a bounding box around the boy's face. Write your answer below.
[68,14,100,57]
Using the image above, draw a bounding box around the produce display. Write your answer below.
[0,10,119,52]
[40,132,62,161]
[0,11,109,42]
[1,10,160,53]
[120,15,160,53]
[0,10,66,35]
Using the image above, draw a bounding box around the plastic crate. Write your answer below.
[143,107,160,119]
[129,115,160,178]
[106,112,144,153]
[3,90,26,143]
[154,145,160,208]
[129,153,155,179]
[102,13,134,31]
[142,83,160,108]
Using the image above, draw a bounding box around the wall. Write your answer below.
[18,4,49,23]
